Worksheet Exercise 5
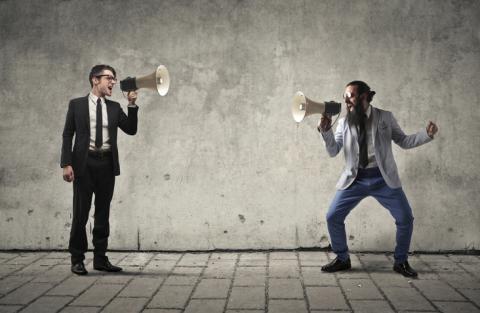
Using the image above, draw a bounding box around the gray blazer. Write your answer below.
[321,106,432,190]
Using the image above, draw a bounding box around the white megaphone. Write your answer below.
[120,65,170,96]
[292,91,341,123]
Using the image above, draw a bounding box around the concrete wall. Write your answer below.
[1,0,479,251]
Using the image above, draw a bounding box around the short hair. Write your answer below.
[346,80,376,103]
[89,64,116,87]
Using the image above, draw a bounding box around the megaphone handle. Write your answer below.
[329,113,341,130]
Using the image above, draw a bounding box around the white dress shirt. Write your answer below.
[363,105,378,169]
[88,93,111,151]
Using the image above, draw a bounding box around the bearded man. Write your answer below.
[318,81,438,277]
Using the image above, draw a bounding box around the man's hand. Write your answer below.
[317,114,332,132]
[127,91,138,105]
[63,165,74,182]
[426,121,438,139]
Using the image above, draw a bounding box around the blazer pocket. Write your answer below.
[377,121,391,138]
[378,120,389,129]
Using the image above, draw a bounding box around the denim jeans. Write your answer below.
[326,167,414,264]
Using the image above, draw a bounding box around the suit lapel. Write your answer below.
[106,100,115,136]
[81,95,91,135]
[371,106,379,146]
[346,119,358,152]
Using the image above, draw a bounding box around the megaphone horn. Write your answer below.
[292,91,341,123]
[120,65,170,96]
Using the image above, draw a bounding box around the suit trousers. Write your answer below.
[69,153,115,264]
[326,167,414,264]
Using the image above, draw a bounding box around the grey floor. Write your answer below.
[0,251,479,313]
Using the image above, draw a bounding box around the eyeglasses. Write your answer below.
[96,75,117,83]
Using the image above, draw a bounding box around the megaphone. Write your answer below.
[120,65,170,96]
[292,91,341,123]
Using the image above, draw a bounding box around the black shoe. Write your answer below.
[71,262,88,275]
[321,257,351,272]
[393,261,418,278]
[93,258,122,272]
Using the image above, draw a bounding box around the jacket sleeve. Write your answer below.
[390,113,432,149]
[60,100,75,168]
[320,118,344,157]
[118,105,138,135]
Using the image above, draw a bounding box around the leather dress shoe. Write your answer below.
[321,257,351,272]
[71,262,88,275]
[93,258,122,272]
[393,261,418,278]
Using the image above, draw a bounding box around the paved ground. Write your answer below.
[0,251,479,313]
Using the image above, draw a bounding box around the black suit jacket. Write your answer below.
[61,95,138,176]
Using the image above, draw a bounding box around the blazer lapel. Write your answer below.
[371,106,379,146]
[81,95,91,135]
[346,120,358,152]
[106,100,115,137]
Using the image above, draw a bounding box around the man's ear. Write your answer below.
[360,92,368,102]
[360,92,370,108]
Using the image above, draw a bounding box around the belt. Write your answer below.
[88,150,112,159]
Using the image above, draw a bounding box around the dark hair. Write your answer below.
[89,64,116,87]
[346,80,376,103]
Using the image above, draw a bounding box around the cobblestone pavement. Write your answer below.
[0,251,479,313]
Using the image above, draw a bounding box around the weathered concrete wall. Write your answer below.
[1,0,479,251]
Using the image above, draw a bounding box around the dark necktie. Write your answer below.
[95,98,102,149]
[358,115,368,168]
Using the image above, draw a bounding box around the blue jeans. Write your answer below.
[326,167,414,264]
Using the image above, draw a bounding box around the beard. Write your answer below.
[347,101,366,127]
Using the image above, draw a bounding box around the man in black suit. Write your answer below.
[61,64,138,275]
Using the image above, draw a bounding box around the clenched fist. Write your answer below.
[127,91,138,105]
[63,165,74,183]
[317,114,332,132]
[426,121,438,139]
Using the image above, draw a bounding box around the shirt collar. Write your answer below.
[89,92,105,105]
[365,104,372,119]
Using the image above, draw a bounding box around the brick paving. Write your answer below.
[0,251,478,312]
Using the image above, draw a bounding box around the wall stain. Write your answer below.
[27,209,34,215]
[6,217,13,222]
[164,174,170,181]
[238,214,246,223]
[295,226,299,247]
[137,228,141,251]
[0,167,4,185]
